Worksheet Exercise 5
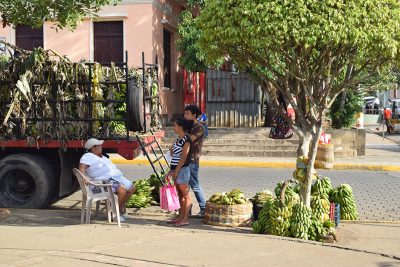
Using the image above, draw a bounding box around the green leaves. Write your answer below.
[0,0,120,30]
[197,0,400,119]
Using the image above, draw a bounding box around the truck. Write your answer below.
[0,44,162,208]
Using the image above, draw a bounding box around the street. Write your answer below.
[117,164,400,222]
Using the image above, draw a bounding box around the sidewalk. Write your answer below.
[111,131,400,171]
[0,209,399,266]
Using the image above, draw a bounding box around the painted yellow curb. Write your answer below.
[111,158,400,171]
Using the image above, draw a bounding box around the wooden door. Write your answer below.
[16,25,43,51]
[94,21,123,64]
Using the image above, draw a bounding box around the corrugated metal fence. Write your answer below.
[206,70,261,127]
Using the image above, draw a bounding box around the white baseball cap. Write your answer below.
[84,138,104,150]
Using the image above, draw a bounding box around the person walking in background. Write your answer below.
[376,107,392,131]
[167,117,193,227]
[184,105,207,217]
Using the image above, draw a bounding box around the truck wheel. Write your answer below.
[127,77,151,132]
[0,154,56,208]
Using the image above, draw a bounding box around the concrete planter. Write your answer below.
[325,128,366,156]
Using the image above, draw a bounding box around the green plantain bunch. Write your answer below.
[208,188,248,205]
[330,184,358,220]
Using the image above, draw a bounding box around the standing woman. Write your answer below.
[168,117,193,226]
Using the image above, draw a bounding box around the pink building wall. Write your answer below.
[0,0,185,120]
[44,21,90,61]
[153,0,184,119]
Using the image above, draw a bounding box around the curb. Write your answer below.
[111,158,400,171]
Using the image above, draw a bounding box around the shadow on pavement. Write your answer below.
[0,208,254,235]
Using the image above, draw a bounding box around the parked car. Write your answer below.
[363,96,380,114]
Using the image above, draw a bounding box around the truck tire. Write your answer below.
[0,154,56,208]
[127,77,151,132]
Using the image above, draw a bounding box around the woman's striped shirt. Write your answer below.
[170,134,191,169]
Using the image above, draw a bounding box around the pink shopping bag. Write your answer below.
[159,186,168,210]
[160,185,180,211]
[159,173,180,211]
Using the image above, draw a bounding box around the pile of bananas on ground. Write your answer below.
[312,176,333,195]
[252,198,274,234]
[254,182,297,236]
[148,172,166,203]
[290,202,313,239]
[208,188,248,205]
[251,190,275,205]
[264,198,292,236]
[311,193,331,222]
[253,179,339,241]
[308,218,336,241]
[274,182,300,208]
[127,179,157,208]
[330,184,358,220]
[311,177,333,222]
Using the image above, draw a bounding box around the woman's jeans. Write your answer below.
[189,162,206,210]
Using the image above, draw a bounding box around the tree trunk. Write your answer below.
[262,90,274,127]
[336,91,347,129]
[300,124,323,207]
[297,131,312,157]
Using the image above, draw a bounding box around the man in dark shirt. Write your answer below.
[184,105,207,216]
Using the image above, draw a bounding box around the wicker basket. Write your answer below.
[203,201,253,227]
[315,143,334,169]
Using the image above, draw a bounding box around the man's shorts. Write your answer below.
[109,173,134,191]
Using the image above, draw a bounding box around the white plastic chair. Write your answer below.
[72,168,121,228]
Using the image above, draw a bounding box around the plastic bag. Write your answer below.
[159,174,180,211]
[319,132,331,144]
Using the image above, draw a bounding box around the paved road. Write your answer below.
[117,165,400,221]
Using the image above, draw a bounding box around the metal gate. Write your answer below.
[206,70,261,127]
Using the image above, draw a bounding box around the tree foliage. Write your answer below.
[0,0,119,29]
[177,11,208,71]
[197,0,400,206]
[329,90,362,129]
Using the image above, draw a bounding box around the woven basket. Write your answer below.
[315,143,334,169]
[203,201,253,227]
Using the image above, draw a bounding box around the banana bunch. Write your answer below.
[308,217,328,241]
[330,184,358,220]
[148,171,169,203]
[293,156,318,184]
[311,192,331,222]
[126,179,156,208]
[126,193,155,208]
[251,190,275,205]
[274,182,300,208]
[293,168,307,184]
[311,177,333,195]
[253,198,274,234]
[264,200,292,236]
[148,173,163,188]
[290,202,312,240]
[208,188,248,205]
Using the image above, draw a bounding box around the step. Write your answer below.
[159,143,297,152]
[161,127,282,137]
[152,146,355,158]
[161,137,299,145]
[203,144,297,151]
[201,149,298,157]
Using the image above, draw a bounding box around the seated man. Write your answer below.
[79,138,136,221]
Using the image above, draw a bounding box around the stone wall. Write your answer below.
[325,128,366,157]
